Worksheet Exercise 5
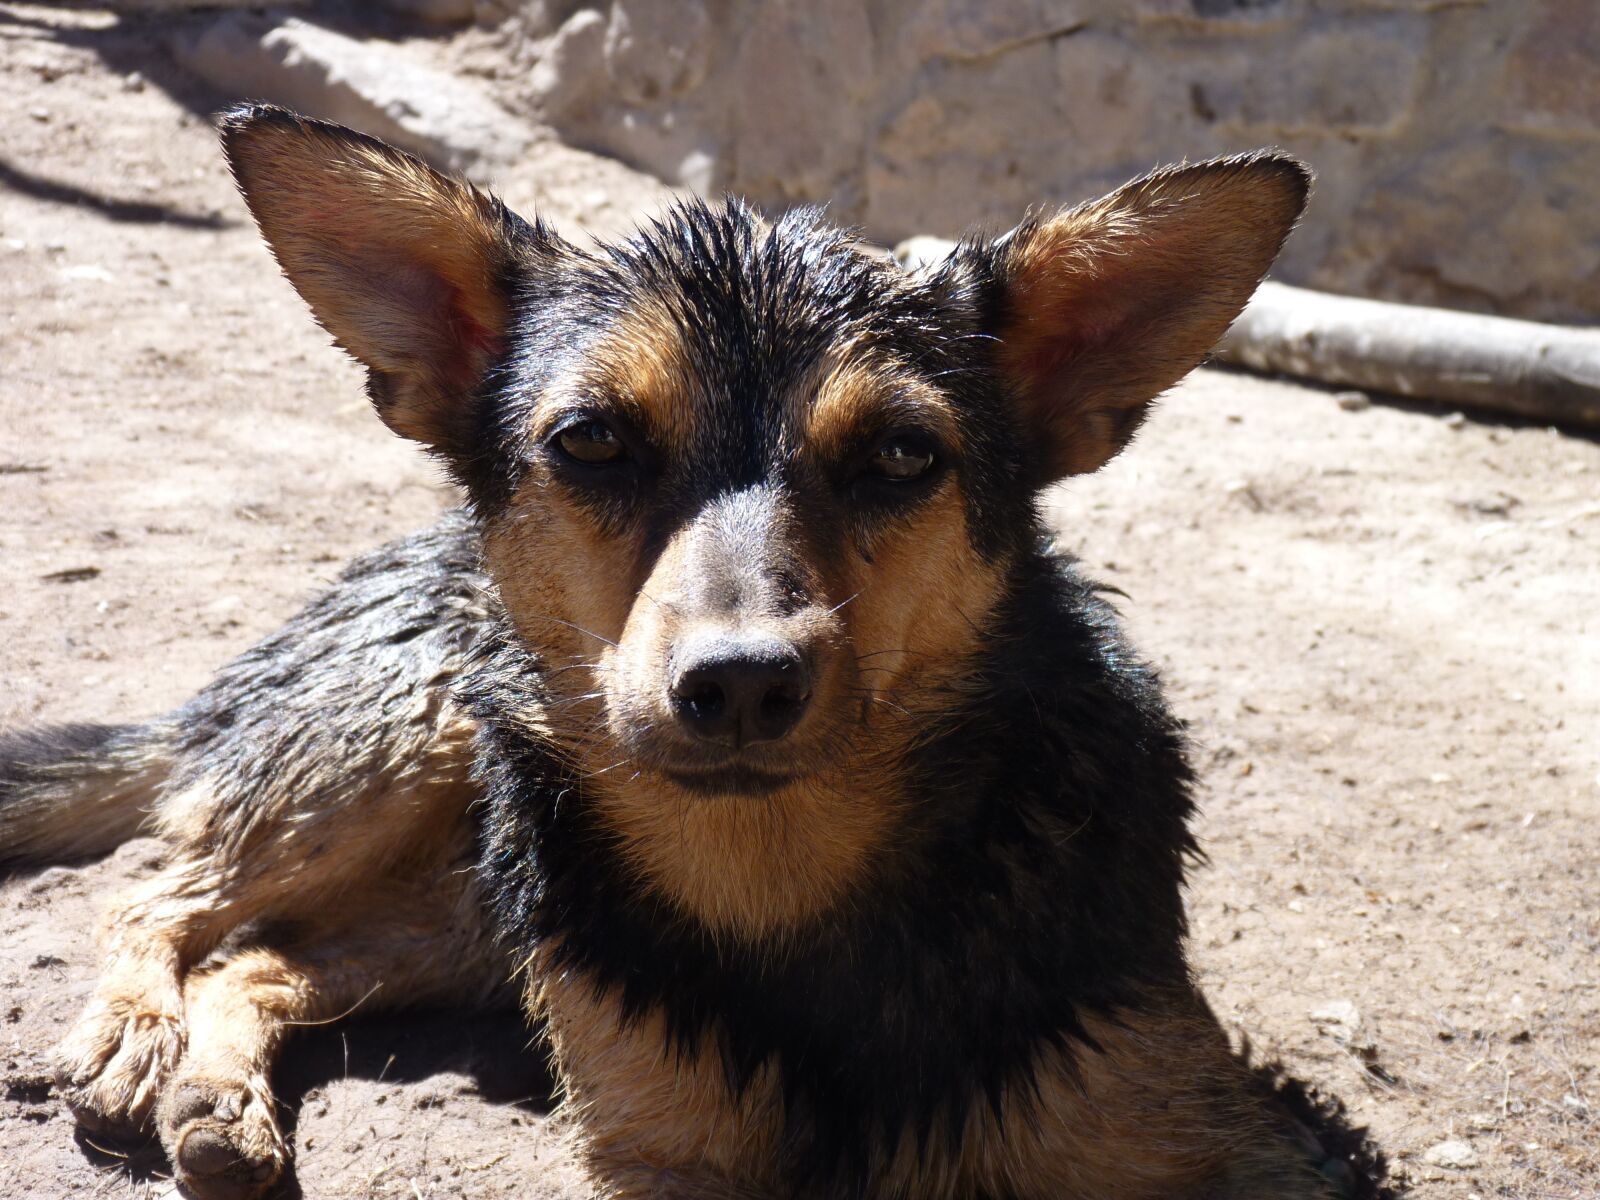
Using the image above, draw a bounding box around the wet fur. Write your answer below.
[0,105,1341,1198]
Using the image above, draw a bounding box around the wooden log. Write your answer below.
[1216,282,1600,429]
[892,237,1600,430]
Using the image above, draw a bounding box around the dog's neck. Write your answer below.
[585,769,909,939]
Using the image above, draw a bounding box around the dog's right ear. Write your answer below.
[220,104,565,453]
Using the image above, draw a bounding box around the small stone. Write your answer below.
[28,107,51,122]
[1423,1140,1478,1169]
[58,264,115,283]
[1309,999,1362,1042]
[1444,412,1468,429]
[1335,390,1371,412]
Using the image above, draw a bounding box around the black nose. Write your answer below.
[670,634,812,747]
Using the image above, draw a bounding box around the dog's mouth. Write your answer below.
[658,761,807,797]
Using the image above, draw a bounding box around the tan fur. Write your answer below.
[801,345,1003,707]
[998,156,1307,476]
[537,965,1317,1200]
[587,299,706,453]
[55,708,489,1134]
[223,112,524,447]
[155,865,508,1194]
[802,346,959,463]
[535,956,784,1194]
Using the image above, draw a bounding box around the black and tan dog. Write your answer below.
[0,104,1328,1199]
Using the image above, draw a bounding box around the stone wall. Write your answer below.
[493,0,1600,323]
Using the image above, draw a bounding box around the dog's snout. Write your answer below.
[670,634,812,748]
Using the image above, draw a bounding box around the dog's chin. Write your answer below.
[657,761,807,798]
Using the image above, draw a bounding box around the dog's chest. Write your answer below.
[533,959,1244,1200]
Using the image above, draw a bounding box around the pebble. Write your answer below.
[1334,390,1371,412]
[58,264,115,284]
[1309,999,1361,1033]
[1423,1139,1478,1169]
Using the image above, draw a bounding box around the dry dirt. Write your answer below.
[1,6,1597,1199]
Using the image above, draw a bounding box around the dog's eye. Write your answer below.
[554,418,627,466]
[866,435,935,482]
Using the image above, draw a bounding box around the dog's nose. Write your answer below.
[670,635,811,747]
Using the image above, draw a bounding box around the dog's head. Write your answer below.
[224,105,1307,934]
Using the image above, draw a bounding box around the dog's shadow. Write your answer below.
[74,1005,556,1199]
[1246,1053,1399,1200]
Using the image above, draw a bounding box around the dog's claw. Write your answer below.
[55,1007,185,1135]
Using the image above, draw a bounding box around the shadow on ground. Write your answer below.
[69,1006,556,1199]
[1251,1055,1399,1199]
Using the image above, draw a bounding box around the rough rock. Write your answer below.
[1308,999,1363,1042]
[502,0,1600,322]
[602,0,713,106]
[1422,1139,1479,1169]
[172,13,537,180]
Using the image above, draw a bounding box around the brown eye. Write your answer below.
[867,435,935,482]
[555,418,626,466]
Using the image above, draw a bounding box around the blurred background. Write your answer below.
[11,0,1598,320]
[515,0,1600,323]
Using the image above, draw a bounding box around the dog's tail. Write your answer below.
[0,722,172,868]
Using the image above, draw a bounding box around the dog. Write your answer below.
[0,104,1329,1199]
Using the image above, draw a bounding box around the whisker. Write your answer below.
[532,615,619,648]
[825,591,861,617]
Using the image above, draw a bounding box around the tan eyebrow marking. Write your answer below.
[534,297,701,453]
[802,348,958,465]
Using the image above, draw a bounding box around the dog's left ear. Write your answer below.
[220,103,565,454]
[979,153,1310,480]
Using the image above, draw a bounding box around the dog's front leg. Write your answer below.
[154,869,510,1200]
[54,855,243,1134]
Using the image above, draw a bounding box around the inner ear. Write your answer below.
[220,103,566,454]
[988,153,1311,481]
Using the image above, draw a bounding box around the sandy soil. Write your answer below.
[2,5,1596,1198]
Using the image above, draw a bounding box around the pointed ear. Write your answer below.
[220,104,562,453]
[986,153,1311,480]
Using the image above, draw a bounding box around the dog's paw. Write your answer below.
[157,1069,287,1200]
[54,1000,186,1134]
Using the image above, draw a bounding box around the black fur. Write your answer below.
[0,721,160,868]
[474,200,1031,561]
[474,548,1199,1194]
[164,511,489,856]
[0,722,134,785]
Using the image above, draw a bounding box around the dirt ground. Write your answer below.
[2,5,1597,1199]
